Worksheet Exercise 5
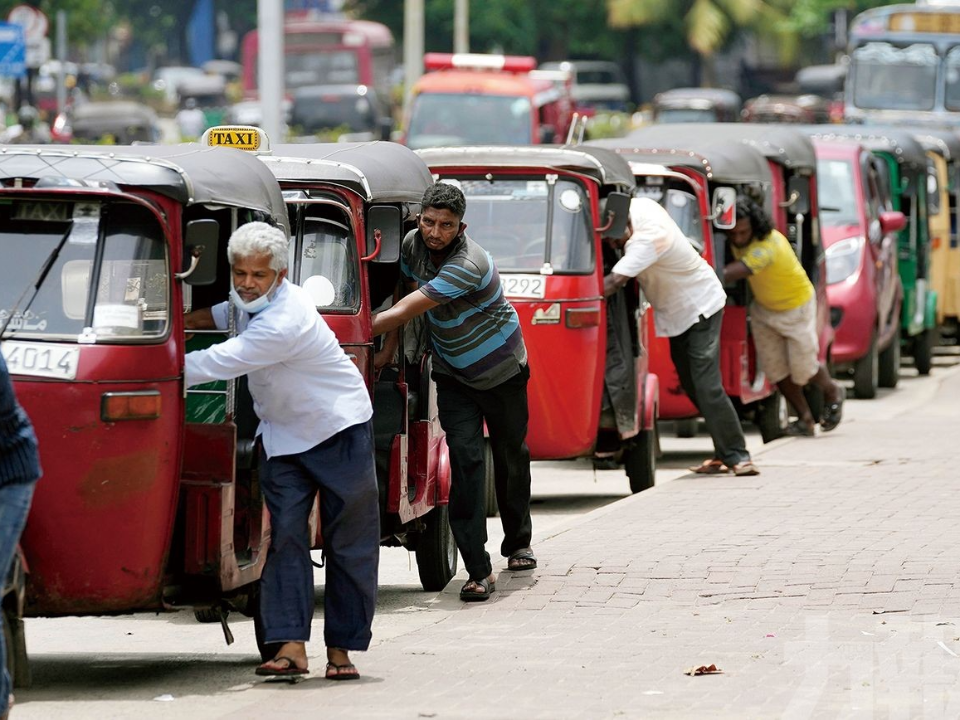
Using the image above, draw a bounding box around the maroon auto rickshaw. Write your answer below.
[416,145,658,501]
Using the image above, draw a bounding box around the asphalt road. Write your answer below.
[10,345,959,718]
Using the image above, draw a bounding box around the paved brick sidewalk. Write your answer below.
[217,364,960,720]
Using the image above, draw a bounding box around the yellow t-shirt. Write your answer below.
[732,229,814,311]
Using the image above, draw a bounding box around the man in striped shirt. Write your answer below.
[373,182,534,602]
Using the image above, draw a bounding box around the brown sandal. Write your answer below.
[689,458,729,475]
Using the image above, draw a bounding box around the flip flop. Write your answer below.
[460,576,495,602]
[255,656,309,677]
[507,548,537,571]
[731,461,760,477]
[689,458,729,475]
[325,662,360,681]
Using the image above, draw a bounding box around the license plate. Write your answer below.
[501,274,546,299]
[1,341,80,380]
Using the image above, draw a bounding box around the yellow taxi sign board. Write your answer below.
[201,125,270,153]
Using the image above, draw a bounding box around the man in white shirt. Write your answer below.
[603,197,759,476]
[185,222,378,680]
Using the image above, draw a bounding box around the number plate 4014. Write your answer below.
[1,341,80,380]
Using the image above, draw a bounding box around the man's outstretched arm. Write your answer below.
[372,289,439,337]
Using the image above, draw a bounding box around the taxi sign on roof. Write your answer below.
[201,125,270,153]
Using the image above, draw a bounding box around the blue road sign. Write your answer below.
[0,21,26,78]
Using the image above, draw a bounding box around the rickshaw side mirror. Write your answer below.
[879,210,906,235]
[366,205,402,263]
[599,191,631,239]
[712,187,737,230]
[378,117,393,142]
[785,176,810,215]
[181,219,220,286]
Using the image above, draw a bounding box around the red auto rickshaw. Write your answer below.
[415,145,658,500]
[626,123,836,420]
[0,144,289,683]
[588,138,787,440]
[251,137,456,592]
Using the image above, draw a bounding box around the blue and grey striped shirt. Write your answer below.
[401,230,527,390]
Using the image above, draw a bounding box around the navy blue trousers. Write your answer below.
[259,420,379,650]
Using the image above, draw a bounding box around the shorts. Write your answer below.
[749,297,820,385]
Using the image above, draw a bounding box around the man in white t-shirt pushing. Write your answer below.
[603,197,759,477]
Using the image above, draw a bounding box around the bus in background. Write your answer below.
[846,3,960,126]
[402,53,575,149]
[240,14,396,108]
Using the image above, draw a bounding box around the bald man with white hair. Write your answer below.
[603,197,758,477]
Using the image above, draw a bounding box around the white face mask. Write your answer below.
[230,275,279,314]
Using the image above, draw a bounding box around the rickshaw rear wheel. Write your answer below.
[757,391,788,443]
[913,328,935,376]
[415,504,457,592]
[624,424,657,494]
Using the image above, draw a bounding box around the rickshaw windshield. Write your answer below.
[286,203,360,314]
[656,108,719,123]
[459,177,594,273]
[0,200,168,342]
[635,183,705,253]
[852,43,937,111]
[817,159,860,226]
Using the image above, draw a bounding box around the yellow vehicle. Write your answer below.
[915,129,960,338]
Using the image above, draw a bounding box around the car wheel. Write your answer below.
[624,423,657,494]
[852,332,879,399]
[415,504,458,592]
[878,336,900,388]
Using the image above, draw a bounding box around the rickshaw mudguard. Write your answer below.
[521,299,606,459]
[406,419,447,517]
[641,373,659,432]
[386,434,410,521]
[180,422,268,592]
[925,289,939,330]
[17,374,184,615]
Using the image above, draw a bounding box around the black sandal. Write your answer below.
[459,576,495,602]
[821,396,843,432]
[507,548,538,571]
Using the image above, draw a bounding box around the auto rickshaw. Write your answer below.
[64,101,161,144]
[415,145,656,499]
[912,128,960,341]
[742,94,833,124]
[200,127,456,591]
[0,143,289,683]
[626,123,836,420]
[807,127,939,375]
[651,88,742,123]
[587,137,788,441]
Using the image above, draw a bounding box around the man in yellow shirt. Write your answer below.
[723,195,844,436]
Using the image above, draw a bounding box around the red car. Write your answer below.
[813,138,905,398]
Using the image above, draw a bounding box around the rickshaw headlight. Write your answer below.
[825,235,865,285]
[101,391,162,421]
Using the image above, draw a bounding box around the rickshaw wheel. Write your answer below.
[757,391,788,443]
[483,440,498,518]
[913,328,935,376]
[624,424,657,494]
[415,504,457,592]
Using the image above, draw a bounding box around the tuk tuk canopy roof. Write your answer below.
[912,128,960,163]
[587,136,773,186]
[414,145,636,192]
[0,144,289,230]
[801,126,929,171]
[263,141,435,203]
[628,123,818,173]
[652,87,742,111]
[70,101,158,134]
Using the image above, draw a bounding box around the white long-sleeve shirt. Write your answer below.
[611,197,726,338]
[185,280,372,458]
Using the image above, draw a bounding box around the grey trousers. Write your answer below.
[668,309,751,467]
